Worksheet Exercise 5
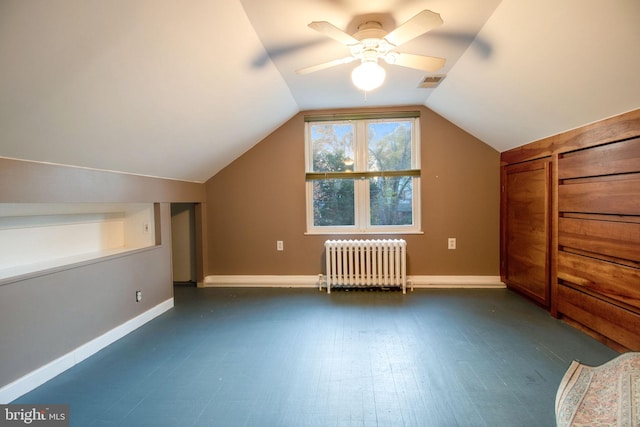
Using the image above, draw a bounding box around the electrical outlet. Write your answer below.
[135,290,142,302]
[448,238,456,250]
[276,240,284,251]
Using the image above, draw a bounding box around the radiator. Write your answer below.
[323,239,408,294]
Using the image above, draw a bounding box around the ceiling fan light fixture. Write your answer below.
[351,61,386,91]
[383,52,398,65]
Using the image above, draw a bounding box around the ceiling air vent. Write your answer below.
[418,74,446,88]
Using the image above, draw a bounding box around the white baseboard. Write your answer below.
[204,275,320,288]
[410,275,505,288]
[204,275,504,289]
[0,298,174,404]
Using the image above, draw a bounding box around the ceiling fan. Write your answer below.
[296,10,446,91]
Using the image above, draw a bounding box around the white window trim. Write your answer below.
[305,117,422,235]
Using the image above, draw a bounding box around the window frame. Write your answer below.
[304,114,422,235]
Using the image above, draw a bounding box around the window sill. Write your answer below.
[304,230,424,236]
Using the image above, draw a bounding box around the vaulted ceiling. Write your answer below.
[1,0,638,183]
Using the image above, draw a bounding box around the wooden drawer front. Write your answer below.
[558,137,640,180]
[558,217,640,262]
[558,178,640,215]
[557,285,640,350]
[558,251,640,309]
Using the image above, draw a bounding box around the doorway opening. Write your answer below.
[171,203,198,286]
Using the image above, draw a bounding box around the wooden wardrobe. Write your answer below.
[501,109,640,351]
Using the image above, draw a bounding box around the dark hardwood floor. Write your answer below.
[14,287,617,426]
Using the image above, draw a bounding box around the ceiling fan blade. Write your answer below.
[388,52,445,72]
[384,10,443,47]
[296,56,356,75]
[308,21,360,46]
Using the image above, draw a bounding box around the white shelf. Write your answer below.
[0,203,156,283]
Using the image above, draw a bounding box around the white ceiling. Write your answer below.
[0,0,638,183]
[241,0,501,110]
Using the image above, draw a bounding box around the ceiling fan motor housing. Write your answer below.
[351,21,393,61]
[354,21,388,42]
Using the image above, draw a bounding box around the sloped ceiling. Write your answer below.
[0,0,638,183]
[0,0,298,183]
[240,0,502,110]
[428,0,640,151]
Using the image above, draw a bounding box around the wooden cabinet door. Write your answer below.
[502,159,550,307]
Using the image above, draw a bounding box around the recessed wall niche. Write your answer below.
[0,203,158,282]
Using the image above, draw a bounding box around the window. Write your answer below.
[305,112,421,234]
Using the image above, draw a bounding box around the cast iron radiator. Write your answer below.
[322,239,408,294]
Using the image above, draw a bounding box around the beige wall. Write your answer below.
[205,106,500,276]
[0,158,205,390]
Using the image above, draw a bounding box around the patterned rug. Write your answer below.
[556,352,640,427]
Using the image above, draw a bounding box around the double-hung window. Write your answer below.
[305,112,421,234]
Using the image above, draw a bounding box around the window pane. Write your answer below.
[313,179,355,226]
[367,121,412,172]
[311,123,355,172]
[369,176,413,226]
[305,117,420,233]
